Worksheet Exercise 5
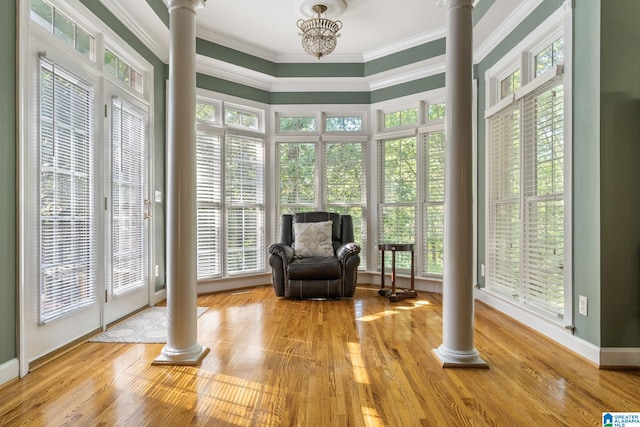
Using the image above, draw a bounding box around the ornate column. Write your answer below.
[433,0,486,368]
[154,0,209,365]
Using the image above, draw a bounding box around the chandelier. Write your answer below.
[297,4,343,59]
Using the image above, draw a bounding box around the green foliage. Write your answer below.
[326,116,362,132]
[196,102,216,122]
[279,117,316,132]
[384,108,418,129]
[427,103,446,121]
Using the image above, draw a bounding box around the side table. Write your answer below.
[378,243,417,302]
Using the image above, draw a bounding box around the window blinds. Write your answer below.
[38,57,96,324]
[225,134,264,273]
[196,128,222,279]
[110,97,148,297]
[487,74,565,318]
[422,131,445,275]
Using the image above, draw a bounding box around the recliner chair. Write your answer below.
[268,212,361,299]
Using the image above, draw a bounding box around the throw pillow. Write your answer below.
[293,220,334,258]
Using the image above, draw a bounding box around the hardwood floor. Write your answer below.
[1,285,638,426]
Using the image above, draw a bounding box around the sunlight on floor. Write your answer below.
[356,299,431,321]
[348,342,370,384]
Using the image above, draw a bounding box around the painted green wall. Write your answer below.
[599,0,640,347]
[572,1,602,346]
[0,0,16,366]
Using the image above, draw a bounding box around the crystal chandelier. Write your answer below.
[297,4,343,59]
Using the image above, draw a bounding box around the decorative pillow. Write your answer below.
[293,220,334,258]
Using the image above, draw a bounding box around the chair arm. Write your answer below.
[337,242,361,262]
[268,243,294,263]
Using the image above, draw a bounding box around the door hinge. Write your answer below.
[104,104,108,118]
[105,289,108,303]
[104,197,108,210]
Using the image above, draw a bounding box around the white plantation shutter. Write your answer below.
[225,134,264,273]
[487,103,521,298]
[38,57,96,323]
[196,127,222,279]
[487,71,565,319]
[110,98,148,297]
[521,79,565,316]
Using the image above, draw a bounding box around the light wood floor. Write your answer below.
[1,285,639,426]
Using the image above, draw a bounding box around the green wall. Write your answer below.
[599,0,640,347]
[0,0,16,366]
[572,1,602,346]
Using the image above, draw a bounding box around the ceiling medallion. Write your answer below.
[297,4,343,59]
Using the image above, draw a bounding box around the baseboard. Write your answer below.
[154,288,167,304]
[474,288,602,366]
[600,348,640,368]
[197,273,271,294]
[0,358,19,386]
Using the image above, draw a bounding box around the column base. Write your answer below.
[152,344,210,366]
[432,345,489,369]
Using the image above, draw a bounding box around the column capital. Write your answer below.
[168,0,206,12]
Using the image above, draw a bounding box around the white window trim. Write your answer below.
[483,2,573,327]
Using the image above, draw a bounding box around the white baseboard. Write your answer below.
[153,288,167,304]
[0,358,19,386]
[197,273,272,294]
[600,348,640,368]
[474,288,603,366]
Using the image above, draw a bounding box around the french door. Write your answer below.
[25,56,151,365]
[104,86,151,324]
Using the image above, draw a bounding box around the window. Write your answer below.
[500,69,521,99]
[104,49,143,94]
[383,107,418,129]
[225,104,262,131]
[276,112,367,267]
[325,115,363,132]
[378,136,417,270]
[487,72,565,319]
[196,101,266,280]
[38,57,96,323]
[31,0,95,59]
[225,135,264,274]
[376,101,446,276]
[278,116,316,132]
[427,103,446,121]
[535,37,564,77]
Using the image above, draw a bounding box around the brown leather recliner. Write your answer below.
[268,212,361,299]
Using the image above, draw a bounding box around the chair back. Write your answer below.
[279,212,353,252]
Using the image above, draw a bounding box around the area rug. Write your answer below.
[88,307,209,343]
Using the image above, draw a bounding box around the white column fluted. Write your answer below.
[154,0,209,366]
[433,0,486,368]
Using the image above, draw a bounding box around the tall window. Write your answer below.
[377,104,446,275]
[487,56,566,319]
[38,57,96,323]
[276,113,367,267]
[196,100,265,280]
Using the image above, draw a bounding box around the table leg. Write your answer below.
[378,249,386,296]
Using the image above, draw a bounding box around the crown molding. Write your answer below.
[99,0,170,62]
[473,0,544,63]
[363,27,447,62]
[367,55,446,90]
[196,55,274,91]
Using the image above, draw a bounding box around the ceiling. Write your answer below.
[102,0,528,64]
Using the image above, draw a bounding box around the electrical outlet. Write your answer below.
[579,295,588,316]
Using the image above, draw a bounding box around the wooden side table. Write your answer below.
[378,243,417,302]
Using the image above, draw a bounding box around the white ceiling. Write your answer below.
[102,0,528,64]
